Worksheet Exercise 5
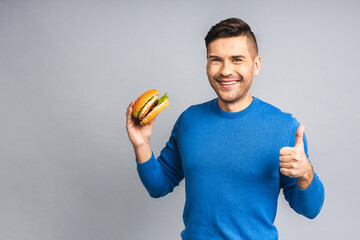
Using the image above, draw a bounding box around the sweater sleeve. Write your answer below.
[280,119,325,219]
[136,114,184,198]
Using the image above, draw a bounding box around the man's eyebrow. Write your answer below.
[208,55,246,59]
[231,55,246,59]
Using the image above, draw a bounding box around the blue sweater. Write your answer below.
[137,97,325,240]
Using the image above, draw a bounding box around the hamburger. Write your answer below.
[132,89,169,126]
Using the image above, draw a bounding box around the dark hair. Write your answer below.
[205,18,258,56]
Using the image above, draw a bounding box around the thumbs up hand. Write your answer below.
[279,125,314,189]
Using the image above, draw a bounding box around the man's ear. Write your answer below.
[253,56,261,76]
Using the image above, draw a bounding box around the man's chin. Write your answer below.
[218,95,241,104]
[217,90,251,105]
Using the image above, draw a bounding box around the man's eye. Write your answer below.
[233,59,242,62]
[211,59,221,62]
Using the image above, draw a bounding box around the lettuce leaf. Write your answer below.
[157,93,168,105]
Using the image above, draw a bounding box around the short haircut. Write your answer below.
[205,18,258,57]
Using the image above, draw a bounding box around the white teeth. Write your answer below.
[220,81,237,85]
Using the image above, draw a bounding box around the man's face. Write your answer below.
[206,36,261,109]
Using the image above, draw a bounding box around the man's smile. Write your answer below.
[214,78,242,88]
[217,80,239,84]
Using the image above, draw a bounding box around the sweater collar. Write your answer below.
[212,96,259,119]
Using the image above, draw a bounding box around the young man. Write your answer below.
[126,18,324,240]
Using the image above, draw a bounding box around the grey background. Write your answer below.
[1,0,359,239]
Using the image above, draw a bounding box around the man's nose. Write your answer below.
[220,60,234,77]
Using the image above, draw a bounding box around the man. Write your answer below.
[126,18,324,240]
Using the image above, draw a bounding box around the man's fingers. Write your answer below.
[279,147,293,156]
[126,103,133,121]
[126,100,138,125]
[128,100,138,114]
[279,155,293,163]
[127,100,136,112]
[279,162,296,169]
[279,168,294,177]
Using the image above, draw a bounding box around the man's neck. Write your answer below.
[218,94,253,113]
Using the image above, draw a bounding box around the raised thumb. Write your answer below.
[294,124,305,147]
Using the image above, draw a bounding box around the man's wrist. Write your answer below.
[133,140,150,149]
[133,141,152,163]
[296,166,314,190]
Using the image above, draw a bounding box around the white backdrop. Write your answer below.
[1,0,359,239]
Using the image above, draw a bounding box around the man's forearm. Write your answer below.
[133,142,152,163]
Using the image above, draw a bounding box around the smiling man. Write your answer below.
[206,35,260,112]
[126,18,325,240]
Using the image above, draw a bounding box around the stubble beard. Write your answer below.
[211,75,251,105]
[219,83,251,105]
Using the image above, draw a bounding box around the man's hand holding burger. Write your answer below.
[126,99,154,163]
[126,89,169,163]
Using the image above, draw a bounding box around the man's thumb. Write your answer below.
[295,124,305,147]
